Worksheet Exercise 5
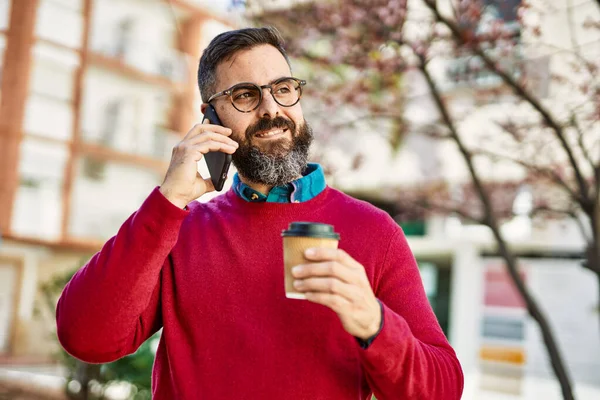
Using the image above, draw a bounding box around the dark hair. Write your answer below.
[197,26,291,103]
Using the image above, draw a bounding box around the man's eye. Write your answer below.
[276,87,292,94]
[234,91,256,100]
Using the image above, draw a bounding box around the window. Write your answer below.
[36,0,83,49]
[0,0,10,31]
[81,90,178,161]
[418,261,451,335]
[446,0,530,91]
[68,158,161,240]
[483,0,520,23]
[114,18,134,59]
[11,138,68,240]
[24,94,74,141]
[29,56,75,102]
[24,42,78,140]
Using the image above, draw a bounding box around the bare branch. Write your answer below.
[473,147,582,205]
[414,51,494,227]
[413,39,576,399]
[422,200,484,224]
[531,205,592,243]
[571,114,596,173]
[328,113,403,130]
[423,0,592,212]
[581,260,599,274]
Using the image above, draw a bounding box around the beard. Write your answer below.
[232,116,313,187]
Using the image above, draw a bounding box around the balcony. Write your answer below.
[443,51,524,91]
[81,124,180,163]
[168,0,240,18]
[440,44,549,98]
[89,24,190,87]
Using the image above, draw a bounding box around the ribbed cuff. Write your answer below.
[137,187,190,234]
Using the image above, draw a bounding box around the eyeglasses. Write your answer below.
[207,77,306,113]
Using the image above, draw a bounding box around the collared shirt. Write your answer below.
[232,163,326,203]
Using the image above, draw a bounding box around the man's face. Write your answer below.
[204,44,313,186]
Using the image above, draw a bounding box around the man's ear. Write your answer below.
[200,103,208,114]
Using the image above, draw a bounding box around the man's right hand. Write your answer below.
[159,122,238,208]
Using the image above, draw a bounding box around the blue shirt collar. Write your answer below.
[232,163,326,203]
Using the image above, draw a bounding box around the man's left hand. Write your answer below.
[291,248,381,341]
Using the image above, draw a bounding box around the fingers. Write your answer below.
[292,249,363,282]
[188,130,238,149]
[172,131,238,162]
[182,122,232,141]
[304,248,361,270]
[291,260,356,284]
[293,277,358,302]
[201,174,215,193]
[185,132,239,154]
[303,292,351,314]
[193,139,238,155]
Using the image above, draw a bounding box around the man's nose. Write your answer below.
[257,89,280,119]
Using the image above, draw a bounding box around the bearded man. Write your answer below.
[56,26,463,400]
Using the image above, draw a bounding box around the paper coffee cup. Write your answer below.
[282,222,340,299]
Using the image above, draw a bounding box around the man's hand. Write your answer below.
[291,248,381,341]
[159,121,238,208]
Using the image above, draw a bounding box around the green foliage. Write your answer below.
[100,334,159,397]
[41,264,157,400]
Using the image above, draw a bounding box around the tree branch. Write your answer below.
[414,44,576,400]
[423,0,592,213]
[473,147,583,206]
[531,205,592,243]
[421,200,484,224]
[327,113,403,130]
[571,113,596,175]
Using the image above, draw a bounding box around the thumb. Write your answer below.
[203,176,216,193]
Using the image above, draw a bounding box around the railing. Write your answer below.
[179,0,238,14]
[89,24,190,84]
[81,125,181,162]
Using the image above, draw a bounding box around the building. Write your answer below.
[0,0,235,367]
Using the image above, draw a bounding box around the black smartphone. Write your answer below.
[202,105,233,192]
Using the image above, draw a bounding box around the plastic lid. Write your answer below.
[281,222,340,240]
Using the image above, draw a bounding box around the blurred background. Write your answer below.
[0,0,599,399]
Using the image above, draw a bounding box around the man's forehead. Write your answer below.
[215,45,291,88]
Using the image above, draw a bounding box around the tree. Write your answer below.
[248,0,600,399]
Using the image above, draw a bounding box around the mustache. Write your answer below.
[245,116,296,139]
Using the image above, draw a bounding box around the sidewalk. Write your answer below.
[0,368,67,400]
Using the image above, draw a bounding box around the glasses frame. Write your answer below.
[207,77,307,113]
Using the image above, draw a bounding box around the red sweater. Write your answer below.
[56,187,463,399]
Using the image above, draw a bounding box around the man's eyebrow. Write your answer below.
[229,76,290,88]
[265,76,289,85]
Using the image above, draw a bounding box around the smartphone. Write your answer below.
[202,105,233,192]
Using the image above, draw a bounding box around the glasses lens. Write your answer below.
[231,84,261,112]
[272,78,301,106]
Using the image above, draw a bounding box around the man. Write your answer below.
[57,27,463,399]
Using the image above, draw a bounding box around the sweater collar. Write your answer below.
[232,163,326,203]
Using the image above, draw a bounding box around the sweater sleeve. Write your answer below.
[56,187,189,364]
[358,229,464,400]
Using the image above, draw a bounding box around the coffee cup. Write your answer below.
[282,222,340,299]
